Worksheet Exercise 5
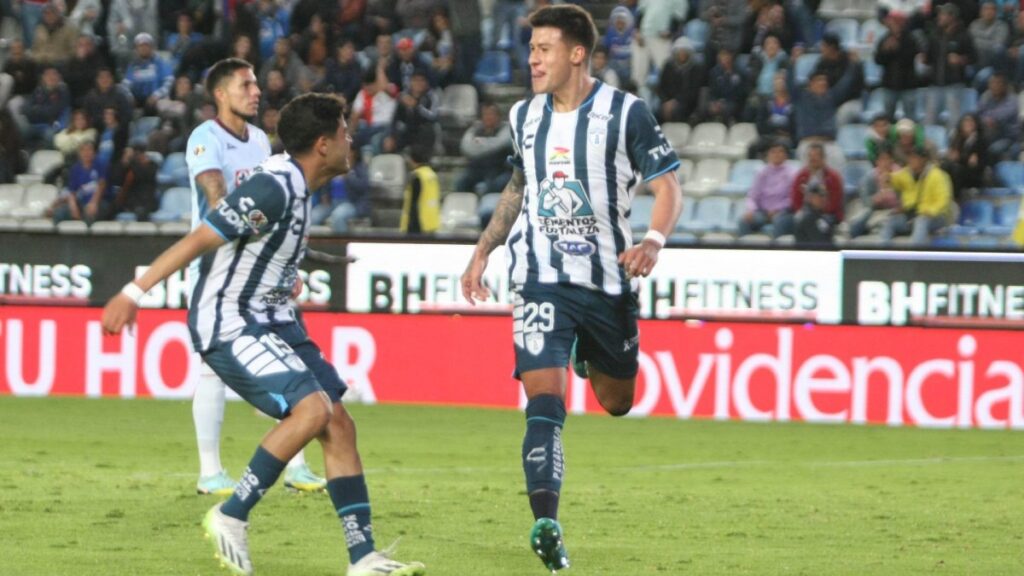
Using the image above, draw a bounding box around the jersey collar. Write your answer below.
[215,118,250,143]
[545,79,602,113]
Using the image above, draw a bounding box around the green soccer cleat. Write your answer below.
[283,463,326,493]
[196,470,236,496]
[569,338,588,380]
[530,518,570,572]
[202,504,253,576]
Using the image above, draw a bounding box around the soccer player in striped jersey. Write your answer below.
[460,5,683,572]
[186,58,325,495]
[102,94,426,576]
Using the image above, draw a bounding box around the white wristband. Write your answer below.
[642,230,666,249]
[121,282,146,305]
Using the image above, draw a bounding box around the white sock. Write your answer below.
[287,447,307,470]
[193,364,226,478]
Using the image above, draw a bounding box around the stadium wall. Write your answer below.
[1,306,1021,430]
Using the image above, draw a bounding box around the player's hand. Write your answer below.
[618,239,661,279]
[102,294,139,335]
[460,253,491,304]
[291,275,304,300]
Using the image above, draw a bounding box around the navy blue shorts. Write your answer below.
[202,322,347,419]
[513,284,640,380]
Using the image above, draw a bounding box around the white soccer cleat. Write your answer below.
[283,462,327,493]
[196,470,236,496]
[347,550,426,576]
[202,504,254,576]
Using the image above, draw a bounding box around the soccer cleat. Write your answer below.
[283,463,327,493]
[347,550,427,576]
[569,338,588,380]
[196,470,236,496]
[530,518,569,572]
[202,504,253,576]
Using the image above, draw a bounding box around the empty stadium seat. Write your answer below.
[680,122,727,158]
[130,116,161,146]
[793,53,821,86]
[438,84,479,127]
[56,220,88,234]
[150,186,192,223]
[996,161,1024,190]
[858,19,886,48]
[984,199,1021,236]
[474,51,512,85]
[16,149,64,185]
[825,19,859,47]
[90,220,125,235]
[681,158,730,196]
[688,196,736,234]
[157,152,189,189]
[837,124,868,160]
[718,123,758,159]
[661,122,691,156]
[10,183,57,218]
[369,154,407,200]
[837,99,863,125]
[843,160,872,195]
[951,199,995,235]
[924,124,949,154]
[440,192,480,232]
[862,59,883,88]
[676,158,695,184]
[629,195,655,234]
[684,19,709,52]
[124,221,159,235]
[0,183,24,215]
[478,192,501,220]
[718,159,764,197]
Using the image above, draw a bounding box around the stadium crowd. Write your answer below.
[0,0,1022,247]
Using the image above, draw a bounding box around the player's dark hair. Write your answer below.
[204,58,253,97]
[529,4,598,59]
[278,93,347,156]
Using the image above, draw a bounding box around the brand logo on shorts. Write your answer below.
[623,334,639,352]
[525,332,545,356]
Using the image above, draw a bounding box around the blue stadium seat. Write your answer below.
[961,88,979,114]
[950,199,995,235]
[983,198,1021,236]
[860,88,886,122]
[157,152,189,189]
[924,124,949,154]
[718,159,764,196]
[629,195,655,234]
[863,59,882,88]
[474,51,512,85]
[793,53,820,85]
[130,116,161,146]
[688,196,736,234]
[675,197,700,233]
[685,19,709,52]
[825,19,859,47]
[150,187,192,223]
[996,161,1024,190]
[843,160,872,195]
[837,124,868,160]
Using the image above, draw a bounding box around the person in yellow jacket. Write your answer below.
[881,146,954,245]
[400,145,440,233]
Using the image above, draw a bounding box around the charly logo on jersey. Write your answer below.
[538,171,598,257]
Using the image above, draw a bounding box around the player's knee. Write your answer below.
[294,393,332,436]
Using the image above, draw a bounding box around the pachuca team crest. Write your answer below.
[538,171,599,257]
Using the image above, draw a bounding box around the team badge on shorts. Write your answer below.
[525,332,545,356]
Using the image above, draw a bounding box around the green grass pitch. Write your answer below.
[2,395,1023,575]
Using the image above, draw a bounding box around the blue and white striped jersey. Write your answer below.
[505,81,679,296]
[189,155,310,353]
[186,120,272,290]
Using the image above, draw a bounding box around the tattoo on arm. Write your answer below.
[195,170,228,208]
[477,168,525,256]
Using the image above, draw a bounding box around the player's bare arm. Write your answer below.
[102,225,226,335]
[461,167,525,303]
[195,169,229,207]
[618,171,683,278]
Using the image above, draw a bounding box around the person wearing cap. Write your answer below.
[875,11,920,121]
[892,117,928,164]
[922,3,976,128]
[970,1,1009,68]
[656,36,703,122]
[882,145,954,244]
[121,32,174,112]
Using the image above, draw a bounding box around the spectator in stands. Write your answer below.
[396,0,443,34]
[259,69,297,114]
[0,109,27,183]
[259,37,306,90]
[18,65,70,148]
[30,3,78,68]
[865,113,893,164]
[791,142,844,245]
[122,33,174,113]
[892,117,928,164]
[96,107,129,168]
[295,13,329,90]
[311,148,371,233]
[336,0,368,42]
[230,34,260,69]
[359,33,394,71]
[63,34,107,108]
[350,65,397,153]
[704,0,750,56]
[882,146,954,244]
[875,11,920,121]
[83,67,134,131]
[1008,11,1024,85]
[260,106,285,154]
[657,37,702,123]
[789,57,859,143]
[922,4,976,128]
[741,1,793,54]
[3,40,39,105]
[48,140,110,224]
[68,0,101,37]
[750,72,796,156]
[969,1,1009,69]
[849,145,901,238]
[387,36,433,92]
[748,34,788,102]
[456,101,513,194]
[107,0,160,69]
[392,70,439,153]
[113,144,159,221]
[165,13,204,65]
[425,10,455,87]
[942,113,987,201]
[317,40,363,103]
[704,48,747,124]
[631,0,687,89]
[592,47,621,88]
[18,0,50,47]
[158,1,215,37]
[603,6,634,84]
[150,75,204,154]
[811,33,863,104]
[54,108,97,157]
[255,0,290,60]
[977,72,1020,161]
[738,140,797,238]
[448,0,483,85]
[400,144,440,234]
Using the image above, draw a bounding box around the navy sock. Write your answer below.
[522,394,566,520]
[221,446,286,522]
[327,475,376,564]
